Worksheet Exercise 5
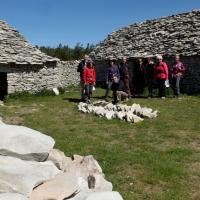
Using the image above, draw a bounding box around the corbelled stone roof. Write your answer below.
[0,20,59,65]
[90,10,200,60]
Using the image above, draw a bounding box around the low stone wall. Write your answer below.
[0,60,80,94]
[93,55,200,94]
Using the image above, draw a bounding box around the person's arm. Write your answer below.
[154,65,157,80]
[83,67,87,84]
[164,63,169,80]
[93,68,96,85]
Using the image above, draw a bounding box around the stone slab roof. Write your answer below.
[0,20,59,65]
[90,10,200,60]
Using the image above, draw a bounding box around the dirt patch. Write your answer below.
[4,116,24,125]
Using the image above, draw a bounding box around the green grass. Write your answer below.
[0,88,200,200]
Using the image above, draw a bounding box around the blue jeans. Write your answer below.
[105,81,113,98]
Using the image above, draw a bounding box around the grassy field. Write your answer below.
[0,88,200,200]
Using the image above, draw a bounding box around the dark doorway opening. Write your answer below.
[0,72,8,100]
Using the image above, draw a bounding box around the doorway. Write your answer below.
[0,72,8,100]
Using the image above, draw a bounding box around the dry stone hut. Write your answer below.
[0,20,80,100]
[90,10,200,94]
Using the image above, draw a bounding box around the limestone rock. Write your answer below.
[0,155,60,196]
[70,191,124,200]
[0,193,27,200]
[29,172,79,200]
[0,122,55,161]
[47,148,73,171]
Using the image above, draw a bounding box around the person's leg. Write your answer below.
[84,84,89,102]
[148,79,153,97]
[80,81,85,100]
[105,81,112,99]
[160,79,166,98]
[88,84,93,100]
[157,80,161,97]
[176,76,181,97]
[172,77,177,96]
[124,79,131,97]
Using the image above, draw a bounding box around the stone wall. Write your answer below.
[0,60,80,94]
[90,10,200,60]
[93,55,200,94]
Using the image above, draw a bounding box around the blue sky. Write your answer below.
[0,0,200,47]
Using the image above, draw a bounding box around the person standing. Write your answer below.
[119,57,131,98]
[171,55,185,98]
[145,57,155,98]
[154,55,169,99]
[133,58,146,96]
[77,55,89,100]
[104,58,120,100]
[83,59,96,103]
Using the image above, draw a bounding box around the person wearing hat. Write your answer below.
[83,59,96,103]
[77,55,89,100]
[171,55,185,98]
[154,55,169,99]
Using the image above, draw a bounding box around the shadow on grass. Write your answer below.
[63,97,81,103]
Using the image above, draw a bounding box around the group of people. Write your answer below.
[77,54,185,104]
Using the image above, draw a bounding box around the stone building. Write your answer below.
[0,20,80,100]
[90,10,200,94]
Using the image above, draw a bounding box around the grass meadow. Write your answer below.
[0,88,200,200]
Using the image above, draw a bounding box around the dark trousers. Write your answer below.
[84,84,93,101]
[157,79,166,97]
[147,79,154,97]
[172,76,181,97]
[124,79,131,97]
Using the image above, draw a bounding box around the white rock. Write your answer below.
[0,155,60,196]
[116,111,126,120]
[0,123,55,161]
[105,111,115,120]
[0,193,27,200]
[29,172,79,200]
[70,191,124,200]
[47,148,73,171]
[52,88,59,95]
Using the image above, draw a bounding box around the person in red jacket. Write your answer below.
[154,55,169,99]
[83,59,96,103]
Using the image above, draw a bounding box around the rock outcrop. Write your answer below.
[90,10,200,59]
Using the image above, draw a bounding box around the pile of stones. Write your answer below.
[78,101,158,123]
[0,118,123,200]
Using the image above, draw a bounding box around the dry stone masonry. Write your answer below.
[90,10,200,59]
[78,101,158,123]
[90,10,200,93]
[0,118,123,200]
[0,60,80,94]
[0,20,58,65]
[0,19,81,96]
